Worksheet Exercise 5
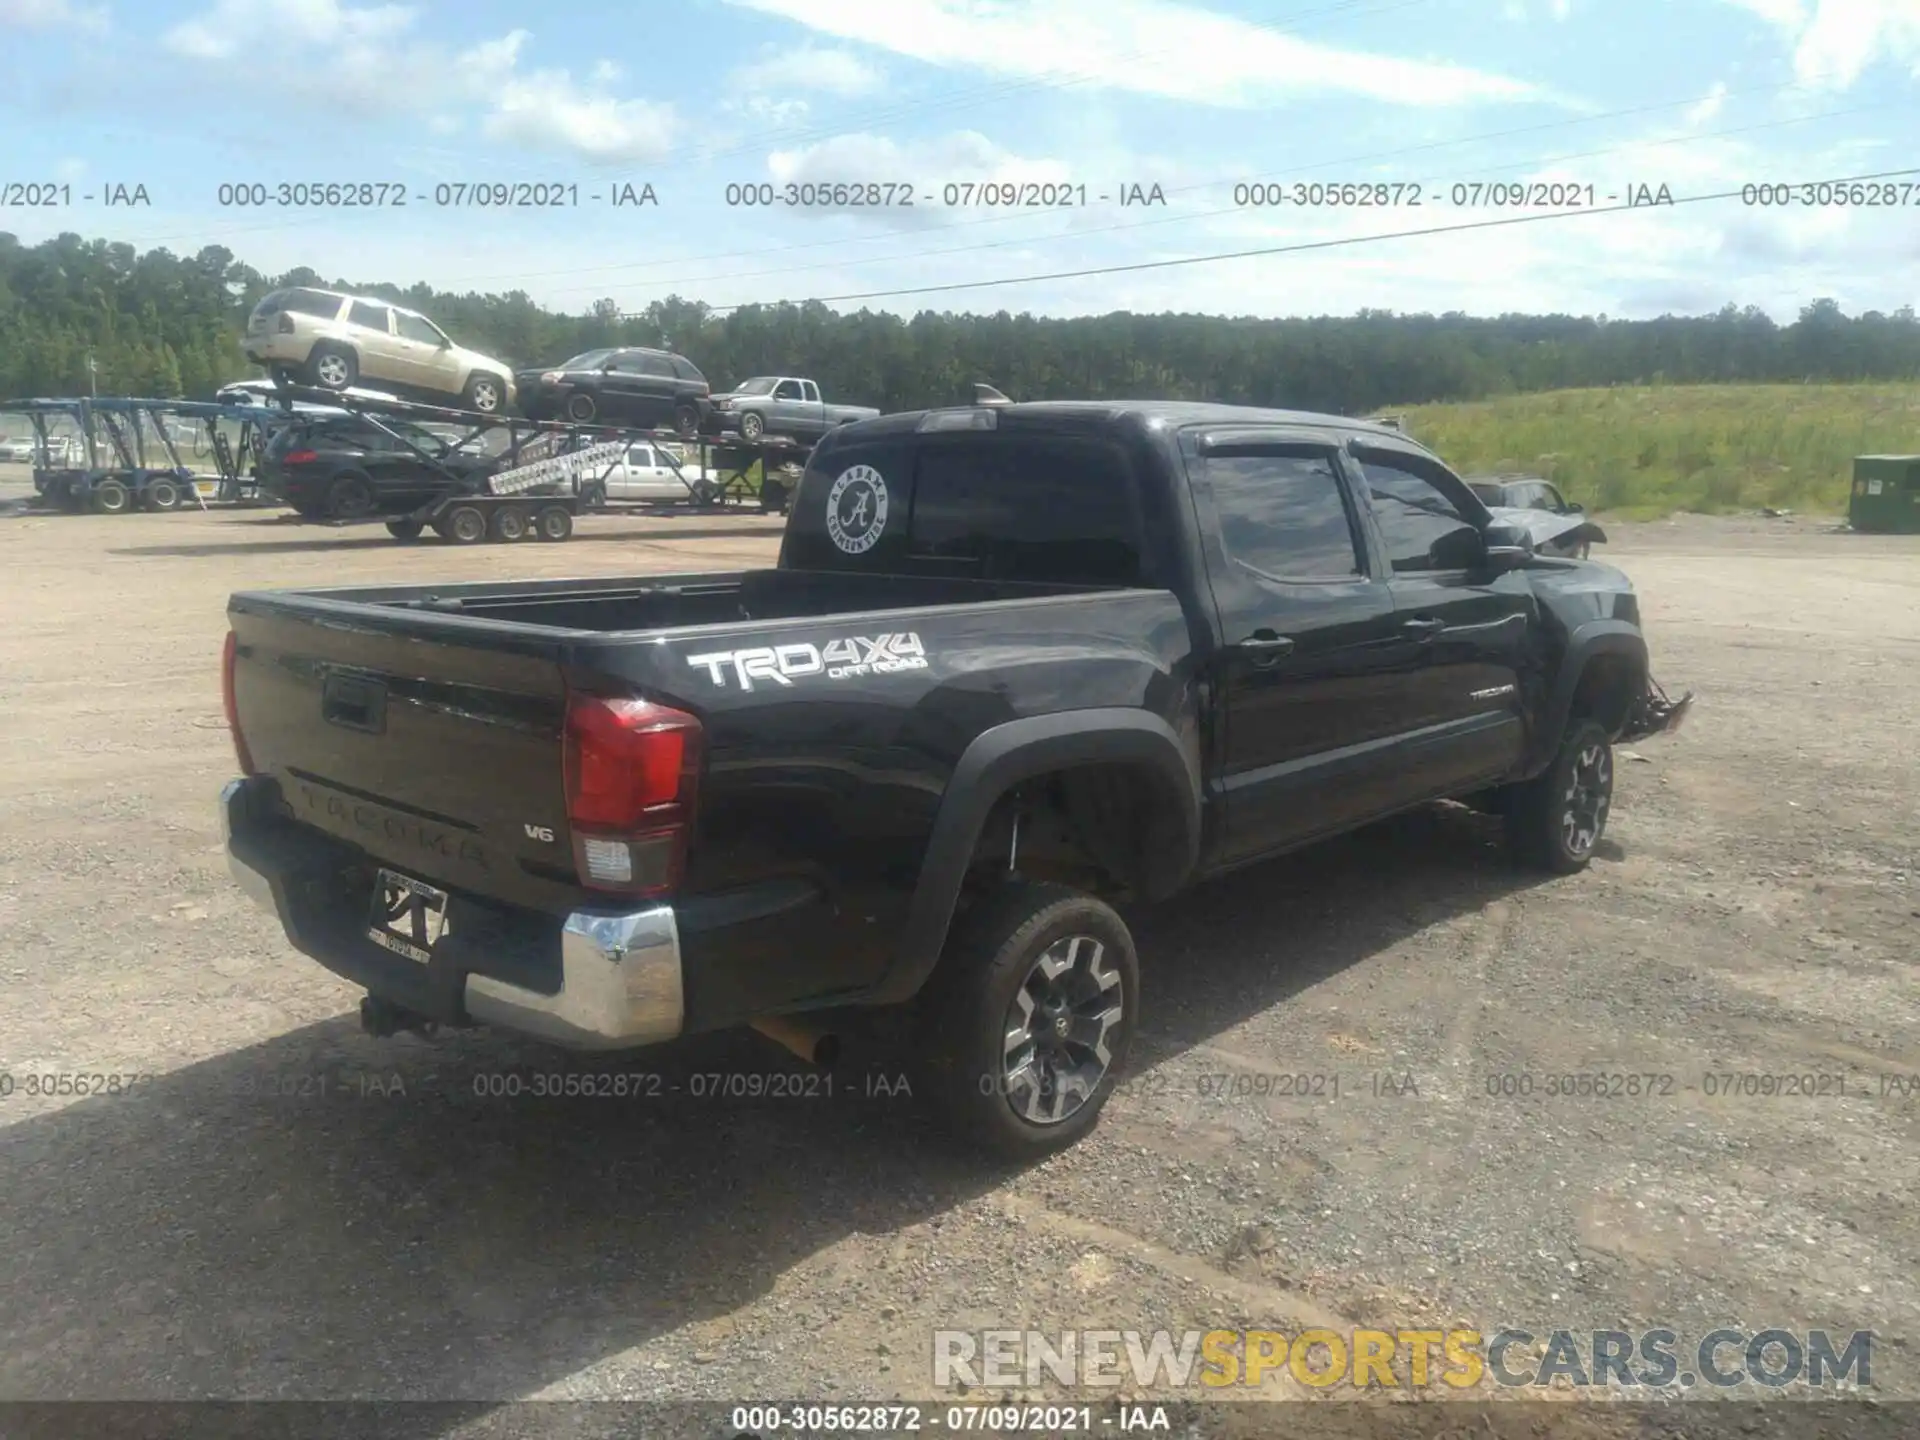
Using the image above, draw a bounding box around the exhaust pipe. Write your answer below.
[751,1014,841,1069]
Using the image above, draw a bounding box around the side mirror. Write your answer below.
[1428,526,1488,570]
[1475,519,1534,573]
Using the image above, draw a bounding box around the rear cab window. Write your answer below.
[781,423,1150,587]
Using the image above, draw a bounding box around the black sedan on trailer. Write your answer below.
[514,347,712,434]
[258,412,494,524]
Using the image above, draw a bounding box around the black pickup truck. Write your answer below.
[219,399,1690,1156]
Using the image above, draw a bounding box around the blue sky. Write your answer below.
[1,0,1916,322]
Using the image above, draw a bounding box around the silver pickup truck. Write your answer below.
[708,376,880,443]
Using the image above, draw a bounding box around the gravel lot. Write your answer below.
[0,470,1915,1436]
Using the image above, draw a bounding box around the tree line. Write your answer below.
[3,230,1918,415]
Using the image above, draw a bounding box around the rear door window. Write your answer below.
[638,353,675,377]
[1204,449,1363,579]
[347,301,390,333]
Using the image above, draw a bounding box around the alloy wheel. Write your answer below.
[999,934,1124,1126]
[1560,740,1613,859]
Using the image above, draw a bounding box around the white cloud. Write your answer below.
[1714,0,1808,27]
[157,0,678,162]
[1795,0,1920,85]
[1710,0,1920,87]
[1687,80,1730,123]
[482,76,677,163]
[723,0,1554,108]
[731,43,884,96]
[0,0,107,30]
[163,0,410,59]
[768,130,1075,191]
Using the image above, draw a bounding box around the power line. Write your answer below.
[671,166,1920,313]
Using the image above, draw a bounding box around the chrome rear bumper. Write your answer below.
[220,778,684,1050]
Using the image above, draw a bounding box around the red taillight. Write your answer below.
[222,630,257,776]
[282,449,319,465]
[562,693,702,897]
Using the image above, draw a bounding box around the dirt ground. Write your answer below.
[0,468,1915,1436]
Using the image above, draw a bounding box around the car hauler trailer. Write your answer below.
[1,396,282,513]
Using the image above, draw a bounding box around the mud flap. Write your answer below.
[1619,675,1693,742]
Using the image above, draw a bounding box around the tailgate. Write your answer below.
[228,601,576,912]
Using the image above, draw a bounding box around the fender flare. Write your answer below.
[869,708,1201,1005]
[1529,621,1648,771]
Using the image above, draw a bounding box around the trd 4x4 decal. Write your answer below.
[685,633,928,691]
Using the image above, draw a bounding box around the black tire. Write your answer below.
[324,471,376,519]
[1505,717,1615,873]
[144,477,182,512]
[579,482,606,510]
[269,364,296,387]
[463,373,505,414]
[91,478,131,514]
[760,480,788,515]
[443,504,487,544]
[534,504,574,541]
[690,478,722,508]
[490,505,530,542]
[738,409,765,442]
[307,345,358,391]
[913,881,1137,1158]
[674,402,700,437]
[385,518,424,541]
[565,392,598,423]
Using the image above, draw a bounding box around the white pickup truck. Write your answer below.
[580,439,723,506]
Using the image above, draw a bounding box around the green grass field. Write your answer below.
[1400,383,1920,519]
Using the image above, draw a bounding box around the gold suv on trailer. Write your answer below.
[243,288,516,414]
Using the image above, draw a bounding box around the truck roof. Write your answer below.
[846,399,1419,441]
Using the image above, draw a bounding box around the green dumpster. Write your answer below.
[1850,456,1920,534]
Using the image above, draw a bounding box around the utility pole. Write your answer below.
[86,354,97,397]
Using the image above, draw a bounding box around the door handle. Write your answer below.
[1238,631,1295,663]
[1401,616,1446,639]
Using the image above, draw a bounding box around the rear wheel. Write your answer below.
[913,881,1137,1157]
[490,505,530,542]
[324,472,375,519]
[674,401,700,437]
[579,482,606,510]
[534,504,574,541]
[1506,717,1614,873]
[565,392,597,423]
[442,504,487,544]
[308,345,358,391]
[385,518,424,541]
[91,478,131,514]
[144,477,183,512]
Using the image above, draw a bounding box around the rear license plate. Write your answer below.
[367,869,449,965]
